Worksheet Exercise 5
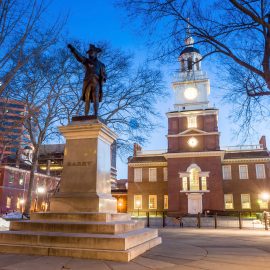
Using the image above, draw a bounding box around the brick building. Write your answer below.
[0,165,59,213]
[128,34,270,215]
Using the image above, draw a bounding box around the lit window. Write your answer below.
[182,177,188,191]
[6,196,11,208]
[8,174,14,184]
[164,195,168,209]
[256,164,266,179]
[187,116,197,128]
[134,195,142,209]
[201,176,207,190]
[134,168,142,182]
[241,194,251,209]
[19,177,24,185]
[189,169,199,190]
[149,168,157,182]
[258,196,268,209]
[163,167,168,181]
[224,194,233,209]
[222,165,232,180]
[149,195,157,209]
[239,165,248,179]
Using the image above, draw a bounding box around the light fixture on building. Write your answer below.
[19,199,25,205]
[37,186,46,194]
[188,137,198,148]
[260,192,270,201]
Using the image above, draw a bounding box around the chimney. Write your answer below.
[259,136,267,150]
[133,143,142,156]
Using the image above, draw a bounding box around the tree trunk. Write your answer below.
[24,149,39,215]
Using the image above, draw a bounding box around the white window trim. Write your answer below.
[222,165,232,180]
[187,115,197,129]
[134,195,142,209]
[149,195,157,209]
[241,194,251,209]
[239,165,249,179]
[134,168,142,182]
[163,167,168,181]
[224,194,234,209]
[149,168,157,182]
[256,164,266,179]
[164,195,168,209]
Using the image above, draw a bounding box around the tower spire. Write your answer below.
[185,18,194,47]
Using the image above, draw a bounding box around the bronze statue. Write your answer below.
[67,43,106,116]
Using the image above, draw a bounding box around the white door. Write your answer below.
[188,193,202,214]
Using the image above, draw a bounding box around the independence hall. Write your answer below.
[128,34,270,215]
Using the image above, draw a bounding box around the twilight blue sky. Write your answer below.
[50,0,270,179]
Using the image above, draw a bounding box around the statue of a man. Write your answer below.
[67,43,106,116]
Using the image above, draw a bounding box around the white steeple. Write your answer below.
[172,24,210,112]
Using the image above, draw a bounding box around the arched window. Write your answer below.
[187,57,193,71]
[181,59,185,71]
[189,168,200,190]
[195,58,200,70]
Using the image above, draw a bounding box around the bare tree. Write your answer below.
[118,0,270,95]
[62,42,166,155]
[8,46,71,215]
[0,0,65,96]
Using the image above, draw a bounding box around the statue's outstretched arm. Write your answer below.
[67,44,85,63]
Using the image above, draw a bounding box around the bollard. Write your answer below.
[147,211,150,227]
[264,212,268,230]
[162,211,166,227]
[197,212,201,228]
[214,213,217,229]
[238,212,242,229]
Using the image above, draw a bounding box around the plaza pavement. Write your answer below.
[0,228,269,269]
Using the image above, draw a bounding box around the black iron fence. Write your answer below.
[130,211,270,230]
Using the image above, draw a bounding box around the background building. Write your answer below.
[128,34,270,215]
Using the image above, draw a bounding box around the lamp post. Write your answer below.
[19,199,25,213]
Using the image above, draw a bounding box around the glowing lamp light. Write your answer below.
[136,200,141,208]
[184,87,198,100]
[19,199,25,205]
[261,192,270,201]
[37,186,46,194]
[118,201,123,207]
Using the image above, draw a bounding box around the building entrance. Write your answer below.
[187,193,202,214]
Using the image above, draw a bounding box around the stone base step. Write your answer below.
[0,236,162,262]
[10,219,144,234]
[31,212,131,222]
[0,228,157,250]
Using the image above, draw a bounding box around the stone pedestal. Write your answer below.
[0,119,161,262]
[50,119,117,213]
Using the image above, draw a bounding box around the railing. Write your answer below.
[136,149,167,155]
[172,70,208,82]
[223,144,264,151]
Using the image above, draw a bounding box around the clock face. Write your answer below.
[188,137,198,148]
[184,87,198,100]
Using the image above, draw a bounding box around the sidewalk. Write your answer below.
[0,228,269,269]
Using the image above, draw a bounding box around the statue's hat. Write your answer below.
[87,44,102,54]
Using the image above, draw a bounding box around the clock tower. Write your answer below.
[166,32,224,215]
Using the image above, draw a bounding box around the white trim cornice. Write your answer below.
[167,109,218,118]
[165,151,225,159]
[167,131,220,138]
[128,162,167,167]
[223,158,270,163]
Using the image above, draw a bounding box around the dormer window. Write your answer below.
[187,115,197,128]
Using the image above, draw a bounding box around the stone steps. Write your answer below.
[31,212,131,222]
[10,220,144,234]
[0,236,161,262]
[0,228,157,250]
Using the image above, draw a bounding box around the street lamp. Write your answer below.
[261,192,270,201]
